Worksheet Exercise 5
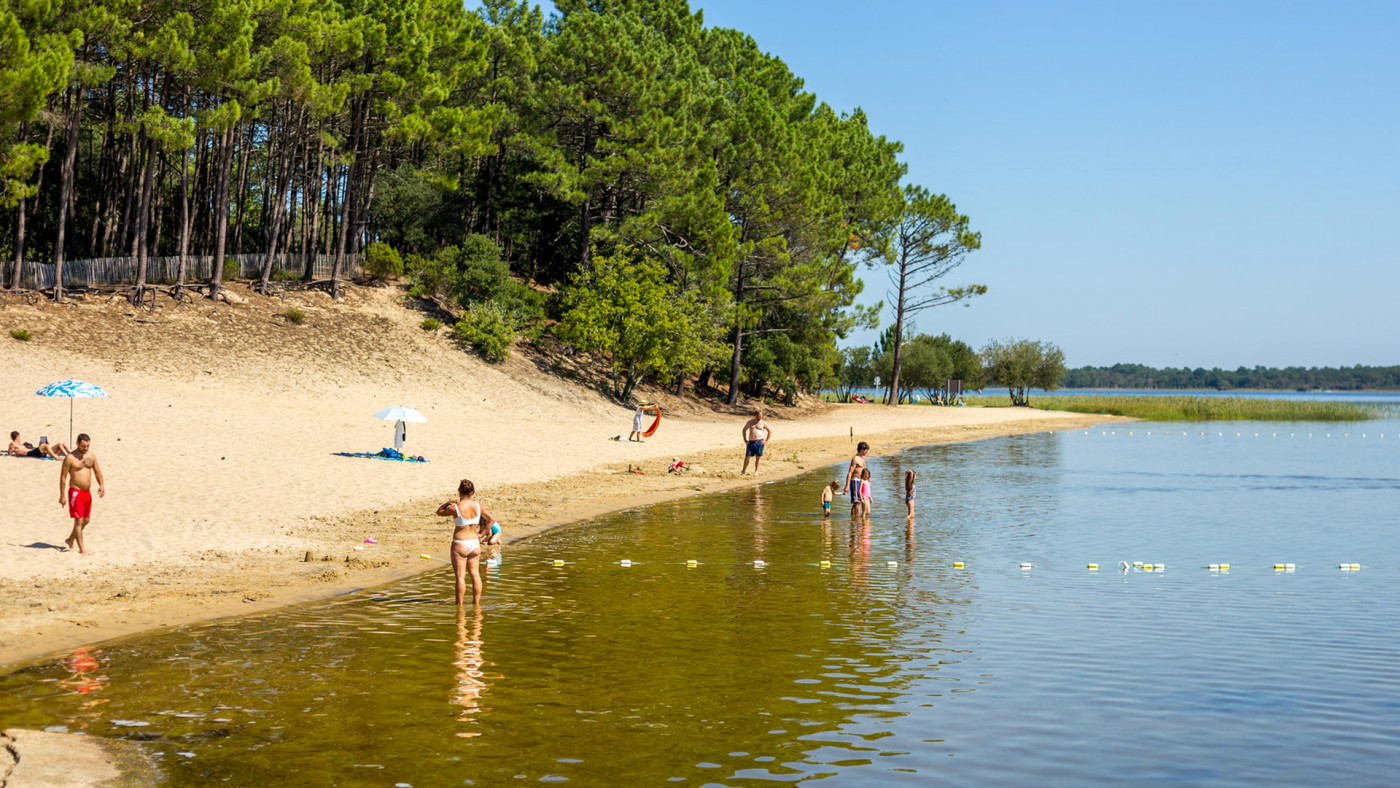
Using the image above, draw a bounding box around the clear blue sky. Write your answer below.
[686,0,1399,368]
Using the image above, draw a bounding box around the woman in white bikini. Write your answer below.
[436,480,489,606]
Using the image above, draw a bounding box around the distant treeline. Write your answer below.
[1061,364,1400,391]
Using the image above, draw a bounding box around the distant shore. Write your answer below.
[0,287,1123,668]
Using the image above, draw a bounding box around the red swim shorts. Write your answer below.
[68,489,92,519]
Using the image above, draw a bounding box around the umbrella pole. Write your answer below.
[69,398,73,446]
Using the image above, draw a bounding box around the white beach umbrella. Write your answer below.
[372,406,427,450]
[36,379,108,445]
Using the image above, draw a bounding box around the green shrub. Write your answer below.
[453,302,515,362]
[365,242,404,280]
[10,329,32,341]
[421,317,441,331]
[281,308,307,325]
[223,259,240,281]
[496,279,545,322]
[272,268,301,282]
[445,235,509,307]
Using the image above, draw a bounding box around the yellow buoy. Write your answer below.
[552,559,565,566]
[1086,563,1099,570]
[819,560,832,568]
[953,561,964,568]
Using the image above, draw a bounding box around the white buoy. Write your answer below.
[353,545,364,551]
[887,560,898,567]
[1207,564,1220,570]
[620,559,632,567]
[1019,562,1033,570]
[753,559,765,568]
[1154,563,1165,571]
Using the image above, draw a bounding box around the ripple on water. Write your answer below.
[3,422,1400,785]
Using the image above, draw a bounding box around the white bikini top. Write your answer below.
[452,502,481,528]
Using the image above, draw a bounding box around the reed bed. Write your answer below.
[961,394,1390,421]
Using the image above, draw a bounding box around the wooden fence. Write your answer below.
[4,253,364,291]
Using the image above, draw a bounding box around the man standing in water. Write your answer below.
[844,441,870,517]
[58,433,105,554]
[740,408,773,475]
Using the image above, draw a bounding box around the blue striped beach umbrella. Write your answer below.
[35,379,109,445]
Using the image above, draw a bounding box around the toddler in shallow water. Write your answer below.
[860,468,873,518]
[820,481,839,516]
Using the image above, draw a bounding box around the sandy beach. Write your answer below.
[0,286,1121,668]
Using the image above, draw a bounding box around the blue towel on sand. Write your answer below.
[333,448,429,463]
[0,453,57,462]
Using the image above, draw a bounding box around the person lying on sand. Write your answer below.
[9,431,65,458]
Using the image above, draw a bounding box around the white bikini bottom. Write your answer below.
[453,538,480,555]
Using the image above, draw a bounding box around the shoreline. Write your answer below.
[0,411,1119,670]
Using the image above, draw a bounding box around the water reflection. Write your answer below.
[452,607,486,738]
[58,647,105,696]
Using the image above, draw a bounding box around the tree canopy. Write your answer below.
[1,0,967,403]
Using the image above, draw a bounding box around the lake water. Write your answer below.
[3,419,1399,785]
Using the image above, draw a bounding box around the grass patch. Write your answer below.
[963,394,1388,421]
[281,308,307,326]
[420,317,441,331]
[10,329,32,341]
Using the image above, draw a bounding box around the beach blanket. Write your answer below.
[0,453,57,462]
[333,448,429,463]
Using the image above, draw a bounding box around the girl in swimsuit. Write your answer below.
[904,470,916,519]
[436,479,489,606]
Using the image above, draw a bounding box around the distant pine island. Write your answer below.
[1061,364,1400,392]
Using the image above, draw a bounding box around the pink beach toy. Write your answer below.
[364,538,378,544]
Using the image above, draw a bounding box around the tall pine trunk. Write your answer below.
[886,257,908,406]
[130,131,157,305]
[52,87,82,302]
[208,123,235,300]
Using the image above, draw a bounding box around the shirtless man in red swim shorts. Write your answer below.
[58,433,105,555]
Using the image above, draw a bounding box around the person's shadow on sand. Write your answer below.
[18,541,69,551]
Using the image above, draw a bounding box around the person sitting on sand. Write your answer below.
[481,507,503,547]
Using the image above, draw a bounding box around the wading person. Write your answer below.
[436,480,490,606]
[58,433,104,554]
[740,408,772,475]
[844,441,869,517]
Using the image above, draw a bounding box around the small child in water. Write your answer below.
[904,470,916,519]
[859,468,873,518]
[821,480,839,516]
